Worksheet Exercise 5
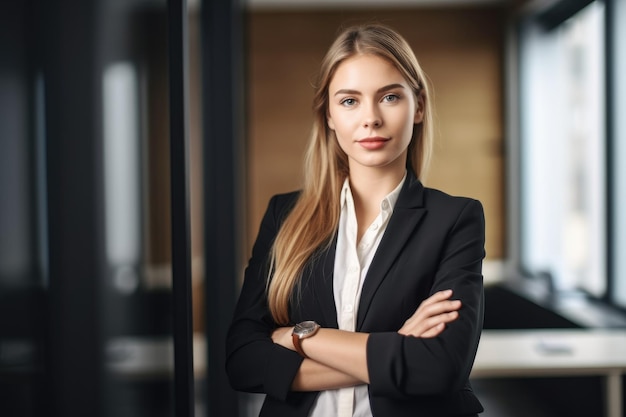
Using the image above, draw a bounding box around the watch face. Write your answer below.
[294,320,319,337]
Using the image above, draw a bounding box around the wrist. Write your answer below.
[292,321,320,358]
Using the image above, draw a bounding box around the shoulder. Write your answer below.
[419,186,485,225]
[265,190,301,224]
[401,171,483,215]
[269,190,300,207]
[422,186,483,210]
[249,190,302,258]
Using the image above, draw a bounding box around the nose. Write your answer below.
[363,103,382,128]
[364,118,381,128]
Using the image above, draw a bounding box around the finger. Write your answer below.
[413,292,457,317]
[399,310,459,337]
[424,299,462,315]
[401,303,459,334]
[416,310,459,331]
[400,317,445,337]
[410,299,462,323]
[419,289,454,308]
[420,322,445,338]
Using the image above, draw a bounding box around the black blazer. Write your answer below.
[226,172,485,416]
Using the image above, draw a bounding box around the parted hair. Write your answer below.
[267,23,434,324]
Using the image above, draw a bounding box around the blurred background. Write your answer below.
[1,0,625,416]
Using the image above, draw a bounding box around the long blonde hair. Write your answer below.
[267,23,434,324]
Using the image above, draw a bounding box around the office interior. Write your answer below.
[1,0,625,416]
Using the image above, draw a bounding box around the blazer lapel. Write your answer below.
[356,173,426,330]
[313,234,339,328]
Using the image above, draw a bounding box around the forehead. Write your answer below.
[329,54,407,91]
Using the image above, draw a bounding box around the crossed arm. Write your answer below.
[271,289,462,391]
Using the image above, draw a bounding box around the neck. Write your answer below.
[348,163,405,242]
[348,164,405,205]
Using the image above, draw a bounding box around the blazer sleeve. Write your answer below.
[225,193,304,401]
[366,198,485,398]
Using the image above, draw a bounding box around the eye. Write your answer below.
[340,98,357,107]
[382,94,399,103]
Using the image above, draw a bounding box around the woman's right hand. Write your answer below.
[397,289,461,338]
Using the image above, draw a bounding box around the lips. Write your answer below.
[357,136,390,150]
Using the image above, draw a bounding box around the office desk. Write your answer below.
[472,329,626,417]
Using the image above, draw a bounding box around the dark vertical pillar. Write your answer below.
[168,1,195,417]
[201,0,244,415]
[0,0,46,414]
[604,0,614,303]
[41,0,105,416]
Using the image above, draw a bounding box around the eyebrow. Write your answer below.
[333,83,406,96]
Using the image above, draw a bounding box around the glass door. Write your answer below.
[0,0,245,415]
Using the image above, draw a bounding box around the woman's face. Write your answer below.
[327,54,423,176]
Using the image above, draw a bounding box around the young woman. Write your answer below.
[226,23,485,416]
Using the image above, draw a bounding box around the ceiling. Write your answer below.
[245,0,509,11]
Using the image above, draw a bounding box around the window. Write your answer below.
[518,2,606,297]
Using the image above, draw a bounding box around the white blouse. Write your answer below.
[309,173,405,417]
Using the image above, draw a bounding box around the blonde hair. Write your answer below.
[267,23,434,324]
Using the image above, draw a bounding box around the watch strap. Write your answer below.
[292,333,308,358]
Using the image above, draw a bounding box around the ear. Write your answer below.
[327,113,335,130]
[414,93,425,124]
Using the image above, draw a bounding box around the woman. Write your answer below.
[226,23,485,416]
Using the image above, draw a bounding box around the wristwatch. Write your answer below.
[292,320,320,358]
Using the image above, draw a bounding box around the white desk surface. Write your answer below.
[105,329,626,380]
[472,329,626,378]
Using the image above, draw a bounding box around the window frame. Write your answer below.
[509,0,626,313]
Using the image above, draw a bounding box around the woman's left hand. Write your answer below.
[271,326,295,350]
[398,289,461,338]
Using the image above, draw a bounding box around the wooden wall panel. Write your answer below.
[246,7,506,259]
